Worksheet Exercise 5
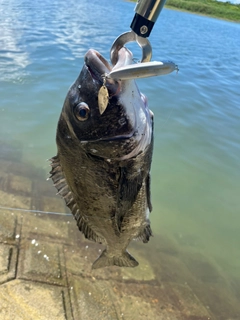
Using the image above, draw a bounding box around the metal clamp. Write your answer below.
[110,30,152,66]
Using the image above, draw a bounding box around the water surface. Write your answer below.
[1,0,240,317]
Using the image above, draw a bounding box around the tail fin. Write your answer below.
[92,249,139,269]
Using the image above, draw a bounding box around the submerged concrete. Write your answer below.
[0,151,239,320]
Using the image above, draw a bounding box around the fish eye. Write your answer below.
[74,102,90,121]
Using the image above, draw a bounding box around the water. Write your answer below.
[0,0,240,317]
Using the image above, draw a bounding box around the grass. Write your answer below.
[131,0,240,22]
[166,0,240,21]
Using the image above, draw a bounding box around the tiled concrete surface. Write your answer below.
[0,154,240,320]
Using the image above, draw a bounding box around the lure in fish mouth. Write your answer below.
[50,47,154,269]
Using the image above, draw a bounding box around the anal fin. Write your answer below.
[135,224,153,243]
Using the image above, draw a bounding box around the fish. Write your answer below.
[50,47,154,269]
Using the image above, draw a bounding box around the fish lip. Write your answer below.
[83,127,150,161]
[84,49,112,82]
[81,131,135,143]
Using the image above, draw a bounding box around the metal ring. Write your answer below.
[110,30,152,66]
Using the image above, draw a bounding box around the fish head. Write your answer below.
[57,48,153,160]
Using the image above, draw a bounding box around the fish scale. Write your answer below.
[50,47,153,269]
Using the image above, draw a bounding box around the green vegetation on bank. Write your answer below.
[131,0,240,22]
[165,0,240,21]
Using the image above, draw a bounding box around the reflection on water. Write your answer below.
[0,6,30,81]
[1,0,240,318]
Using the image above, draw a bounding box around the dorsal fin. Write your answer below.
[49,155,103,243]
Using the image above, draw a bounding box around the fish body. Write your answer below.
[50,48,154,269]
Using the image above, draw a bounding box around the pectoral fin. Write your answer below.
[146,173,152,212]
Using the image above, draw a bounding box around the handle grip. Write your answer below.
[130,0,167,37]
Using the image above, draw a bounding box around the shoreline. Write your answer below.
[165,5,240,23]
[128,0,240,23]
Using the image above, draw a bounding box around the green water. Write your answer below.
[1,0,240,317]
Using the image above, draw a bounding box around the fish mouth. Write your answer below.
[84,49,112,83]
[83,48,137,142]
[81,49,152,159]
[84,48,133,85]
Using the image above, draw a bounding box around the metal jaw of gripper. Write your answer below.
[110,30,152,66]
[107,0,178,81]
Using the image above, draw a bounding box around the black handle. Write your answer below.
[130,0,167,38]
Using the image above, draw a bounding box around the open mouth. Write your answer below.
[82,48,149,150]
[84,49,112,82]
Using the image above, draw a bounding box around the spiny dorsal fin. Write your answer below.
[49,155,103,243]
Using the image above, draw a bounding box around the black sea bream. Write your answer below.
[50,47,154,269]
